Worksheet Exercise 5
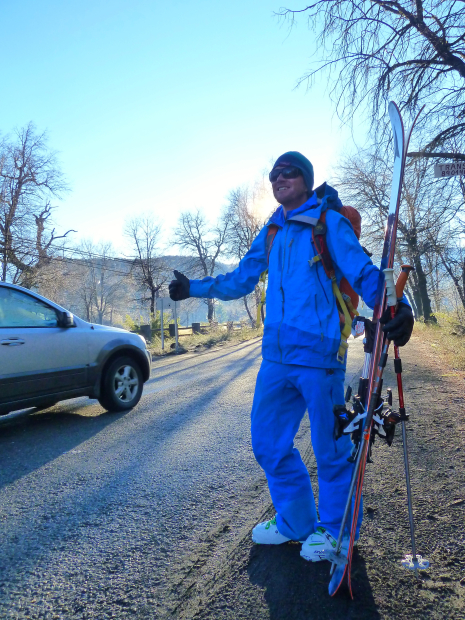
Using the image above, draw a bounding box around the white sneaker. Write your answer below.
[252,516,291,545]
[300,526,350,562]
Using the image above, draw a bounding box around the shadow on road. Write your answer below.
[1,339,262,492]
[0,340,263,491]
[151,337,262,370]
[0,341,263,574]
[150,339,262,381]
[0,404,128,489]
[247,543,381,620]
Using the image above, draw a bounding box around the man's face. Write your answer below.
[271,165,308,206]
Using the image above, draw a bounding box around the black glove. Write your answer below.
[169,270,190,301]
[380,301,414,346]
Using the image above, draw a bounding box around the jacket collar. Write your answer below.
[267,183,342,229]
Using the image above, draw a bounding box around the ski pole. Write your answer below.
[383,266,429,572]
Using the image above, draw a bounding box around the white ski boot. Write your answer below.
[301,526,350,562]
[252,516,291,544]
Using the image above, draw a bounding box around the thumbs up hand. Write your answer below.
[169,270,190,301]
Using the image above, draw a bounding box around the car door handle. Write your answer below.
[1,338,25,346]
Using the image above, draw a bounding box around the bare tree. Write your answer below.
[335,148,463,321]
[280,1,465,160]
[222,184,269,325]
[77,241,130,325]
[435,235,465,312]
[124,215,168,315]
[0,123,73,284]
[173,210,229,321]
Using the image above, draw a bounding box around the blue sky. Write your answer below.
[1,0,357,253]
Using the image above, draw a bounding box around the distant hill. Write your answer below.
[160,255,238,278]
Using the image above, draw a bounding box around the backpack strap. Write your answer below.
[265,224,279,264]
[311,212,359,363]
[256,225,280,328]
[255,270,267,328]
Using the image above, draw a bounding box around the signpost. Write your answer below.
[156,297,180,352]
[434,161,465,178]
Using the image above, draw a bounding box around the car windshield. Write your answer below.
[0,287,58,327]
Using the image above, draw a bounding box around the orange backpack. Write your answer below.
[311,205,361,318]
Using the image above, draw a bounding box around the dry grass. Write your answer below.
[149,325,264,357]
[413,312,465,371]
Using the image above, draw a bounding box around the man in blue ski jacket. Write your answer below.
[169,151,414,562]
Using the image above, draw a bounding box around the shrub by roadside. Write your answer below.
[413,311,465,371]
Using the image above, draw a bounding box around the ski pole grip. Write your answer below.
[395,264,414,299]
[383,268,397,307]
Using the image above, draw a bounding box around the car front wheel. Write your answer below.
[98,356,143,412]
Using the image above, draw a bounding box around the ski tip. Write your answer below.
[388,101,401,120]
[328,564,346,597]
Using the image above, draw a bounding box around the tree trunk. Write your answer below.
[1,227,9,281]
[412,256,436,323]
[409,269,423,317]
[243,296,255,327]
[254,284,262,323]
[406,237,429,319]
[424,251,441,312]
[405,285,419,319]
[462,258,465,311]
[437,251,465,312]
[150,290,155,316]
[207,299,215,322]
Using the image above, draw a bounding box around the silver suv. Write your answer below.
[0,282,151,415]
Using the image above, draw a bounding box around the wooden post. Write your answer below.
[161,299,165,351]
[173,302,179,353]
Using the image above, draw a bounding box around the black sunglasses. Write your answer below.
[269,165,302,183]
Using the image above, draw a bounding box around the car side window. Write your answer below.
[0,288,58,328]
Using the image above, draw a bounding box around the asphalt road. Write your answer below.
[0,337,366,620]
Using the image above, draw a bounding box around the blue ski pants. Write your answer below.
[251,359,362,541]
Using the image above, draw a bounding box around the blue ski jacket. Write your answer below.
[189,184,382,369]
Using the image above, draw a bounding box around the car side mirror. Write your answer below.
[57,310,75,328]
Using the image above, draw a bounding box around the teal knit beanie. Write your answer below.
[271,151,314,193]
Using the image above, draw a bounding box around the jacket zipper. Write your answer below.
[277,223,290,362]
[287,238,294,274]
[315,294,324,342]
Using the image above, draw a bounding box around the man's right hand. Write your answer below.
[169,270,190,301]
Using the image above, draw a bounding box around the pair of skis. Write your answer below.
[328,102,429,597]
